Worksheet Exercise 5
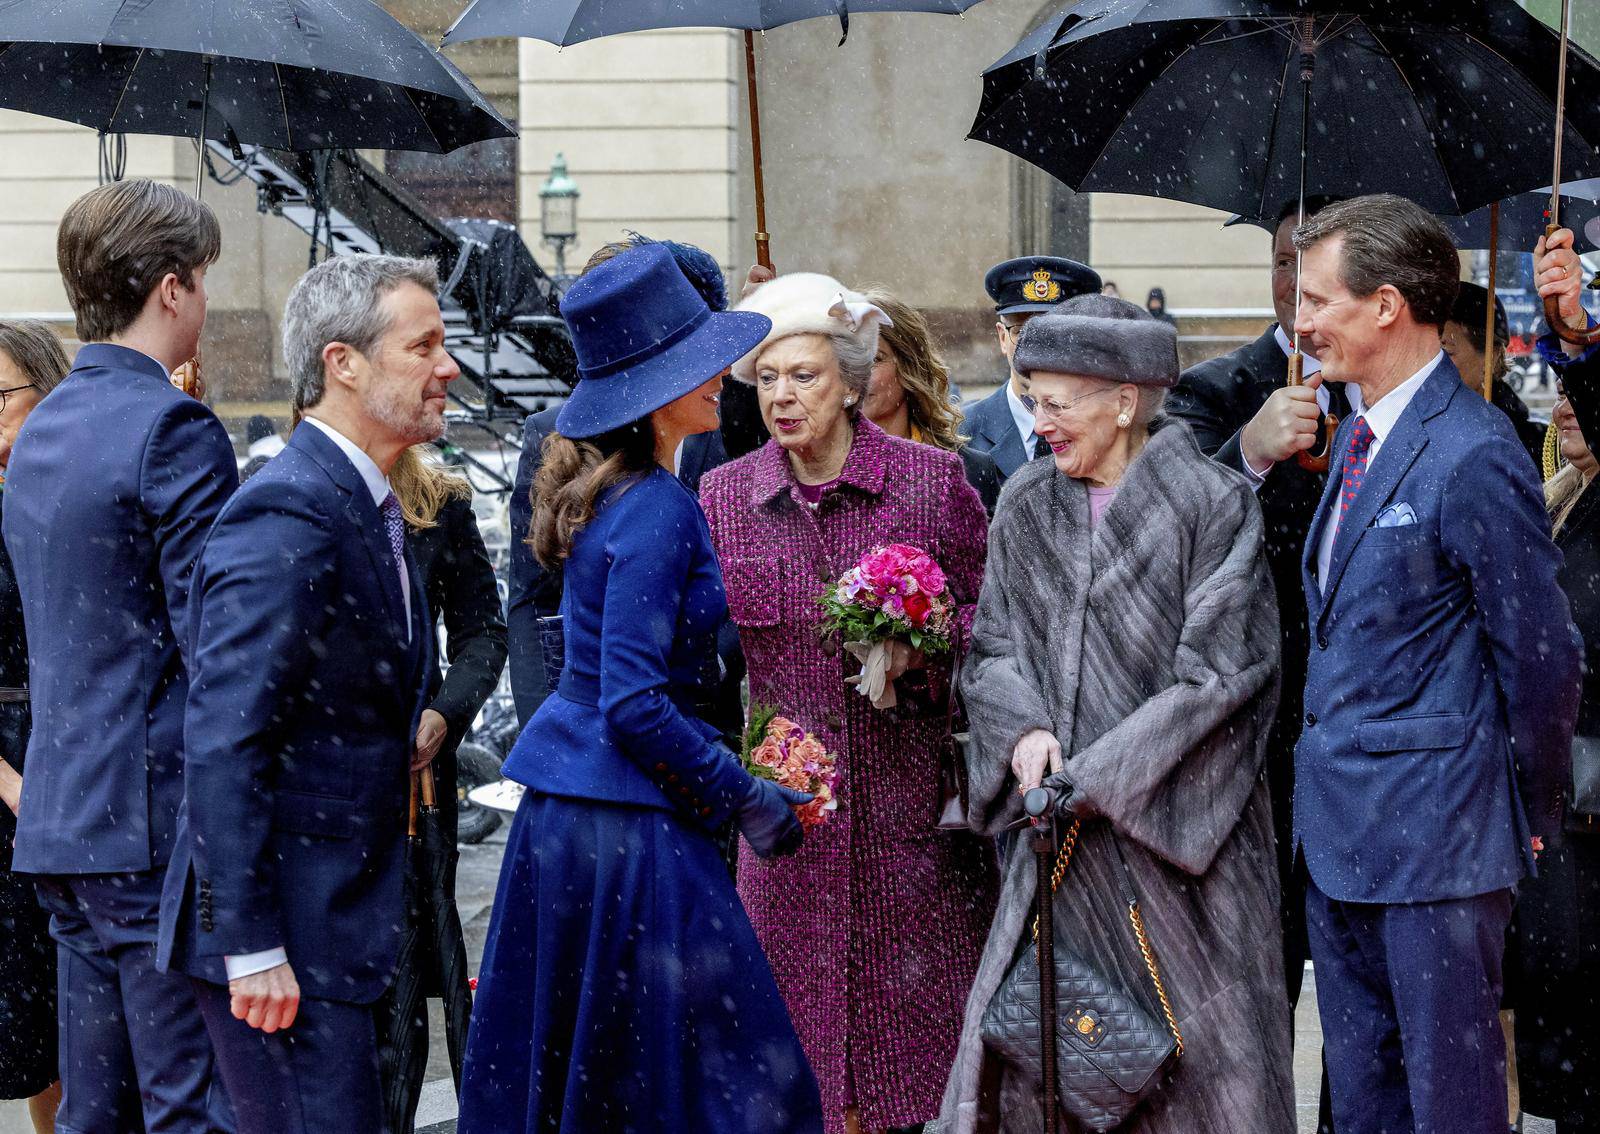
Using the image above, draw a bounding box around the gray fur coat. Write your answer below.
[934,418,1295,1134]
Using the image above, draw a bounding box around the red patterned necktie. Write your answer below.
[1338,416,1375,516]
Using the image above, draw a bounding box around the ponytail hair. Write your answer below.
[530,420,656,567]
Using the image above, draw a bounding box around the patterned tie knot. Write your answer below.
[380,491,405,567]
[1339,416,1375,516]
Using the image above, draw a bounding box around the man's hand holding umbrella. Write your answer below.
[1538,226,1591,358]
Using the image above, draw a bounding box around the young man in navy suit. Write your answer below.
[159,254,453,1132]
[2,180,237,1132]
[1292,195,1581,1134]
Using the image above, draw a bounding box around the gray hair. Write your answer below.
[829,329,874,401]
[0,320,70,396]
[1292,194,1459,329]
[282,253,440,411]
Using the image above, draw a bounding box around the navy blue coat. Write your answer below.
[501,466,750,828]
[1295,356,1582,904]
[158,424,432,1002]
[1,344,237,876]
[962,384,1043,479]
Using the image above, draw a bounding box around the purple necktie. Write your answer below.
[380,493,408,625]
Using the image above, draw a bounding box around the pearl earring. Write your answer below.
[1117,413,1131,428]
[845,396,857,407]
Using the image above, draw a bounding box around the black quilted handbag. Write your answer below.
[980,818,1183,1131]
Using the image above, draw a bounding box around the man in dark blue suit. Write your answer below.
[962,256,1101,478]
[1292,196,1581,1134]
[2,179,237,1132]
[159,254,451,1133]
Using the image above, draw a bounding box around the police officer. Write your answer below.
[964,256,1102,477]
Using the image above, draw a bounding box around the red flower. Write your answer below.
[902,590,931,627]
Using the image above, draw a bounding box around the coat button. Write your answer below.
[668,774,679,783]
[1305,711,1318,727]
[678,786,691,797]
[825,711,843,732]
[1316,634,1328,650]
[822,638,839,657]
[700,807,713,817]
[654,762,668,772]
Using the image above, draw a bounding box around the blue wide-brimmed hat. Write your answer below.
[555,245,771,439]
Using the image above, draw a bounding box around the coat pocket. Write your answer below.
[270,791,357,840]
[1356,712,1467,754]
[720,556,784,629]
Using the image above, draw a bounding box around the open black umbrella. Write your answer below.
[975,0,1600,465]
[443,0,988,269]
[0,0,515,194]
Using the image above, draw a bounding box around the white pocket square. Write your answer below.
[1374,503,1417,528]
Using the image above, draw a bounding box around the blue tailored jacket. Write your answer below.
[1295,356,1581,904]
[158,424,432,1002]
[964,384,1041,479]
[1,344,238,876]
[502,466,751,827]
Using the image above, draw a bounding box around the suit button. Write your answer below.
[1316,634,1328,650]
[1305,711,1318,727]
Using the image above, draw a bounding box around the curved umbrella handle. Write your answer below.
[1544,223,1600,346]
[1286,350,1337,472]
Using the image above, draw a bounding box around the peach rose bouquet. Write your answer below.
[741,705,839,830]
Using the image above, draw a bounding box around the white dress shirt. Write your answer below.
[1315,351,1443,591]
[225,416,413,983]
[1005,381,1038,457]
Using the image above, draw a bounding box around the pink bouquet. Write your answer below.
[818,543,956,708]
[741,706,839,830]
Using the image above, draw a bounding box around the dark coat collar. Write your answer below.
[749,415,893,507]
[72,343,170,384]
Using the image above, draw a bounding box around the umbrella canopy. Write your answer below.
[444,0,984,47]
[1447,181,1600,252]
[0,0,514,154]
[973,0,1600,222]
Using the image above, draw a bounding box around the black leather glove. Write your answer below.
[736,777,813,859]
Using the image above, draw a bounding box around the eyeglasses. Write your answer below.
[0,384,34,414]
[1020,386,1120,424]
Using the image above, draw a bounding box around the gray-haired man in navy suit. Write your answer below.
[962,256,1101,478]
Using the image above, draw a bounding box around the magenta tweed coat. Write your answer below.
[701,418,1000,1133]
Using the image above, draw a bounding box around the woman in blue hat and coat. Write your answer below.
[458,244,825,1134]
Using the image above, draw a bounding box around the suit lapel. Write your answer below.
[1313,363,1456,618]
[291,425,409,641]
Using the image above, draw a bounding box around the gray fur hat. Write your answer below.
[1012,293,1179,387]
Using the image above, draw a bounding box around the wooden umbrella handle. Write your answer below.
[1287,351,1337,472]
[1544,222,1600,346]
[744,30,773,271]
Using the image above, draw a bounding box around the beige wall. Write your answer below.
[517,31,740,274]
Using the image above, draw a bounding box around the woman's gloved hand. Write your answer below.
[736,778,813,858]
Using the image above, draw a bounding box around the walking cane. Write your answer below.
[1024,786,1060,1134]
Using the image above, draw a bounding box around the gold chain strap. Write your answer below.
[1127,900,1185,1056]
[1029,817,1185,1055]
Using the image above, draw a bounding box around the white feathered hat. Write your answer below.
[730,272,892,384]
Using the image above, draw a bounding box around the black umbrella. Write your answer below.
[0,0,515,194]
[975,0,1600,465]
[443,0,988,269]
[378,766,474,1133]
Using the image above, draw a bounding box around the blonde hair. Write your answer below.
[858,287,966,451]
[390,444,471,530]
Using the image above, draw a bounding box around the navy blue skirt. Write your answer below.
[458,793,824,1134]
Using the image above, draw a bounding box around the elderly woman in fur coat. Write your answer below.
[934,295,1295,1134]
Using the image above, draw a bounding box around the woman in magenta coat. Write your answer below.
[700,273,998,1134]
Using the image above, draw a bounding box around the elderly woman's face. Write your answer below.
[0,351,43,471]
[754,333,853,456]
[1027,371,1137,482]
[1555,385,1597,472]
